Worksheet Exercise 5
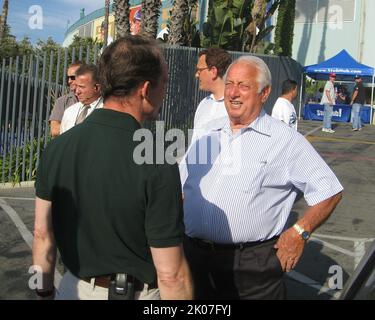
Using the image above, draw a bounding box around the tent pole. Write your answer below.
[371,74,375,125]
[298,73,304,120]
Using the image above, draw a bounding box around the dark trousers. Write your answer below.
[183,235,286,300]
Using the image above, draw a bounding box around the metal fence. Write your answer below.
[0,44,302,184]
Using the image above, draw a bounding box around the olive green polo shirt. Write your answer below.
[36,109,184,284]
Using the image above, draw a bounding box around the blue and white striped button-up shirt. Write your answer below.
[179,110,343,243]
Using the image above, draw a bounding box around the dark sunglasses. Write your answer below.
[67,75,76,80]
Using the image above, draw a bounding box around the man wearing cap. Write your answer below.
[350,75,365,131]
[320,73,336,133]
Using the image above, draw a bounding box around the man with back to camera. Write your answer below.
[271,79,298,130]
[32,36,193,300]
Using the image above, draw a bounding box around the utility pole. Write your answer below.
[103,0,110,49]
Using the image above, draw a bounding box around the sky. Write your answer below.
[2,0,105,44]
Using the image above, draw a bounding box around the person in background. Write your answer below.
[315,87,323,103]
[60,64,103,134]
[49,62,83,137]
[320,73,336,133]
[271,79,298,130]
[336,85,350,105]
[350,75,366,131]
[192,48,232,141]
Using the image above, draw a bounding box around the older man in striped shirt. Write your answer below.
[179,56,343,300]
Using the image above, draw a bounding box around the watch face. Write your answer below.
[302,231,310,240]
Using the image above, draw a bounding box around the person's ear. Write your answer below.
[210,66,219,80]
[140,81,150,100]
[261,86,272,104]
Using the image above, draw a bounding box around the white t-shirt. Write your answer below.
[193,94,228,129]
[271,97,298,130]
[320,81,336,105]
[60,97,103,134]
[191,94,228,143]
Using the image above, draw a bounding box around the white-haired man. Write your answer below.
[180,56,343,299]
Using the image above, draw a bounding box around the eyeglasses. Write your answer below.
[195,67,210,74]
[67,75,76,80]
[225,82,254,92]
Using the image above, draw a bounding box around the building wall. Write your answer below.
[291,0,362,66]
[290,0,374,68]
[362,0,375,67]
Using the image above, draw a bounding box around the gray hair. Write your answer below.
[225,55,272,93]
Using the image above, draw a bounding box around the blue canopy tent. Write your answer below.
[300,50,375,124]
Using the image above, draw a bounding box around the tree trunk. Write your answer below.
[141,0,161,39]
[167,0,189,45]
[0,0,9,41]
[249,0,266,53]
[114,0,131,38]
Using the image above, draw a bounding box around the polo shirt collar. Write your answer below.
[85,108,141,131]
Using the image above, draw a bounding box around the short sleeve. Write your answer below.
[35,147,53,201]
[49,96,66,121]
[145,163,184,248]
[287,134,344,206]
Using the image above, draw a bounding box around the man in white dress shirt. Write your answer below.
[271,79,298,130]
[60,64,103,134]
[192,48,232,138]
[180,56,343,300]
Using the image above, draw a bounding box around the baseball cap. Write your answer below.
[355,75,361,79]
[329,73,336,78]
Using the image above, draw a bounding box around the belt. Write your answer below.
[81,275,157,290]
[186,235,278,251]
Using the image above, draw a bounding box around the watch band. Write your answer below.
[293,223,310,240]
[293,223,304,235]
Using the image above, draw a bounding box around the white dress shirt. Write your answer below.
[179,110,343,243]
[60,97,103,134]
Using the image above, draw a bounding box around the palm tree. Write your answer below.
[249,0,266,53]
[113,0,131,38]
[167,0,190,45]
[141,0,161,39]
[0,0,9,41]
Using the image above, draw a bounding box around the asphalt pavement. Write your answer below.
[1,119,374,300]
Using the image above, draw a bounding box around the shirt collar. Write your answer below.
[208,94,224,102]
[83,97,102,108]
[85,108,141,131]
[212,109,271,137]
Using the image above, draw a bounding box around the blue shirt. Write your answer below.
[179,110,343,243]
